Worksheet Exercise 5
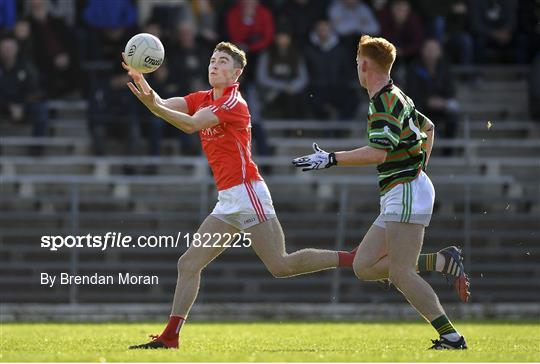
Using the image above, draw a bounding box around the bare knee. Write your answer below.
[354,265,372,281]
[177,255,203,277]
[353,262,379,281]
[353,255,379,281]
[353,258,368,280]
[389,267,416,289]
[267,264,294,278]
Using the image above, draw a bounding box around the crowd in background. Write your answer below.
[1,0,539,157]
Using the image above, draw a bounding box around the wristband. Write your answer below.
[328,152,337,167]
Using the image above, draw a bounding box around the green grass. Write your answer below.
[1,322,539,362]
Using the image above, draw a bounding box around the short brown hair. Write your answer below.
[357,35,396,74]
[213,42,247,69]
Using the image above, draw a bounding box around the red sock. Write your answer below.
[338,249,357,267]
[161,315,185,339]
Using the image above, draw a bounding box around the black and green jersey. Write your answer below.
[367,79,430,195]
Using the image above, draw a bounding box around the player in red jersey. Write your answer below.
[123,42,356,349]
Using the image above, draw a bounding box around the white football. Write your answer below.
[124,33,164,73]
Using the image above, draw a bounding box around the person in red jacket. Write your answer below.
[226,0,274,82]
[226,0,274,54]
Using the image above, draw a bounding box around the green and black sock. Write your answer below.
[417,253,437,273]
[431,314,458,336]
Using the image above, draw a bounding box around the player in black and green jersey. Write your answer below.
[293,35,469,350]
[367,79,428,195]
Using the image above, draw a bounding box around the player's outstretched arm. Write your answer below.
[154,105,219,134]
[122,52,189,114]
[292,143,386,171]
[334,146,387,166]
[127,80,218,134]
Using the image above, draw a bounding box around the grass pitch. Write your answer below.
[1,321,539,362]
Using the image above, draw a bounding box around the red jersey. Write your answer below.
[184,83,263,191]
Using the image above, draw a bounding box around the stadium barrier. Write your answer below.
[2,302,539,322]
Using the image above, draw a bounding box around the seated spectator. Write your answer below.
[0,36,48,141]
[226,0,274,82]
[192,0,219,45]
[48,0,76,26]
[144,61,200,157]
[146,21,206,156]
[81,0,138,61]
[256,29,309,119]
[27,0,79,97]
[278,0,329,48]
[379,0,423,62]
[304,19,357,120]
[82,2,141,157]
[226,0,274,156]
[167,21,210,95]
[329,0,380,81]
[137,0,193,30]
[379,0,423,85]
[329,0,380,39]
[443,1,474,65]
[13,20,34,61]
[0,0,16,31]
[406,39,459,153]
[413,0,474,65]
[469,0,522,63]
[83,0,137,29]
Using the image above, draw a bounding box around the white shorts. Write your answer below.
[373,171,435,228]
[211,180,276,230]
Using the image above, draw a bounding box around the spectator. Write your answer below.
[413,0,473,64]
[329,0,379,81]
[147,20,206,156]
[13,20,34,61]
[192,0,219,45]
[0,36,48,140]
[137,0,193,30]
[83,0,137,29]
[256,29,309,119]
[168,21,210,95]
[226,0,274,81]
[47,0,76,26]
[379,0,423,62]
[304,19,357,120]
[27,0,79,97]
[82,0,141,157]
[278,0,329,47]
[329,0,380,38]
[406,39,459,151]
[0,0,16,31]
[210,0,237,43]
[145,60,200,157]
[443,1,474,65]
[226,0,274,156]
[469,0,521,63]
[379,0,423,84]
[226,0,274,52]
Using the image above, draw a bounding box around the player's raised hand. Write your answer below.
[292,143,337,171]
[121,52,143,83]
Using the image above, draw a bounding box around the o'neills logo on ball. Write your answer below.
[144,56,162,66]
[128,44,136,56]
